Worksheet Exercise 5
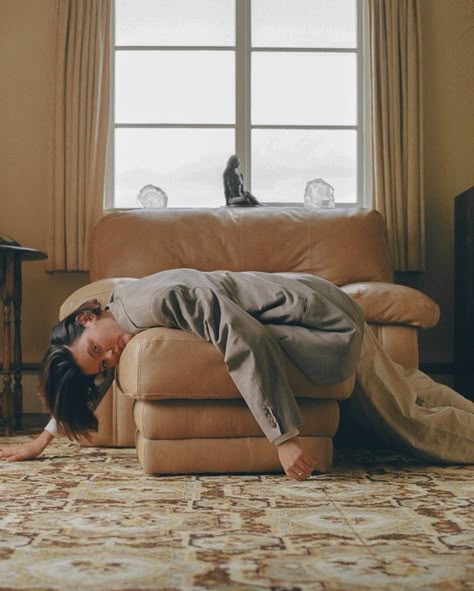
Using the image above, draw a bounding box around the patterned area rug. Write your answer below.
[0,435,472,591]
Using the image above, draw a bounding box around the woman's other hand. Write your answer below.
[0,430,54,462]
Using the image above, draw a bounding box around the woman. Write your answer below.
[1,269,473,476]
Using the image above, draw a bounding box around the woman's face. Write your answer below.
[69,310,134,375]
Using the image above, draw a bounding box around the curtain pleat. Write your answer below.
[369,0,425,271]
[48,0,111,271]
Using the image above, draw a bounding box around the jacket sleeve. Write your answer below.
[151,286,303,443]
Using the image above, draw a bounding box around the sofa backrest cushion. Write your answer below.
[90,207,394,286]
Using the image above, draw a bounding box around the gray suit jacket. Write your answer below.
[108,269,365,443]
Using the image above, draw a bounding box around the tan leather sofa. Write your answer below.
[60,207,440,474]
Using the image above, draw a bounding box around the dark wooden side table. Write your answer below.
[0,238,47,435]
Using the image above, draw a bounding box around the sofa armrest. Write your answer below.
[341,282,440,328]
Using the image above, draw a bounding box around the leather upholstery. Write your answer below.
[61,207,439,473]
[136,433,334,475]
[89,208,394,285]
[342,282,440,328]
[116,328,356,402]
[134,398,339,440]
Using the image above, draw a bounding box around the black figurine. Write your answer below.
[223,155,262,207]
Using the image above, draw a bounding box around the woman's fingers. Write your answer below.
[296,455,318,479]
[0,441,43,462]
[301,454,317,471]
[292,455,317,478]
[6,453,23,462]
[289,463,315,481]
[289,467,310,481]
[277,437,318,481]
[0,445,22,458]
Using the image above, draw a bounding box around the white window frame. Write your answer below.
[105,0,371,211]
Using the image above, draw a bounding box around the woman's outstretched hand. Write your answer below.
[277,436,318,481]
[0,430,54,462]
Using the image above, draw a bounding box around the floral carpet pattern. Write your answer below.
[0,435,472,590]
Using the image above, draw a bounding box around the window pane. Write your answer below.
[115,129,235,208]
[252,53,356,125]
[252,0,356,48]
[116,51,235,124]
[116,0,235,46]
[252,129,356,203]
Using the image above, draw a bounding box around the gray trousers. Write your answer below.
[341,325,474,464]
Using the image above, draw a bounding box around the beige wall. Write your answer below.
[0,0,473,412]
[0,0,88,411]
[404,0,474,363]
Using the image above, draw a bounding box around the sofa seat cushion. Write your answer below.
[135,432,334,475]
[116,328,356,402]
[133,398,339,440]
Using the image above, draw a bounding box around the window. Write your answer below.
[109,0,366,209]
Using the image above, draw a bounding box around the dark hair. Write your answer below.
[39,299,104,441]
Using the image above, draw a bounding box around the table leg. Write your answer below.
[13,256,23,431]
[1,256,14,435]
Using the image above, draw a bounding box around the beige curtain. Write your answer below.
[48,0,111,271]
[369,0,425,271]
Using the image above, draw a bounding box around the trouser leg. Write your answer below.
[405,367,474,412]
[347,325,474,464]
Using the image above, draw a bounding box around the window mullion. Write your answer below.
[105,0,116,210]
[359,0,372,207]
[235,0,251,189]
